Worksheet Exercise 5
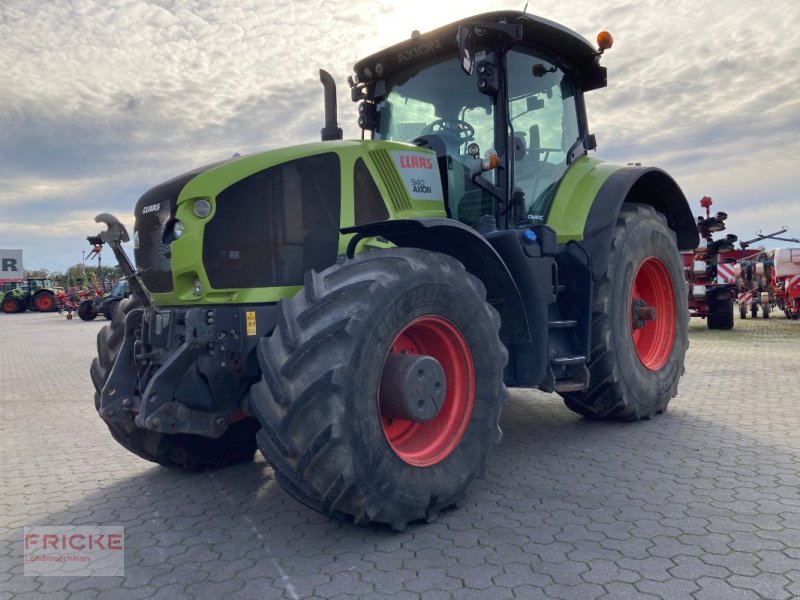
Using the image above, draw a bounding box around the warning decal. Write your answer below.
[789,275,800,297]
[716,263,737,285]
[246,311,257,336]
[391,151,444,202]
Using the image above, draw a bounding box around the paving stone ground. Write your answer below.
[1,310,799,599]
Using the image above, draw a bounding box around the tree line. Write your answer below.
[23,264,123,290]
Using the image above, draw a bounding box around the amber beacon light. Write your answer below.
[597,31,614,53]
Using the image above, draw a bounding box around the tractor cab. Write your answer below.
[109,278,129,299]
[26,278,54,292]
[352,11,608,231]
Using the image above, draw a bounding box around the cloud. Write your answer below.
[576,0,800,246]
[2,0,800,272]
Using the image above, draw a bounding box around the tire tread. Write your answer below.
[251,248,507,529]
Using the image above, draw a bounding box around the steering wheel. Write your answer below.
[421,119,475,143]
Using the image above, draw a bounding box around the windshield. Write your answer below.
[376,55,497,225]
[376,55,495,152]
[111,280,127,296]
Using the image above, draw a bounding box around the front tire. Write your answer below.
[78,299,97,321]
[90,297,260,470]
[102,299,120,321]
[562,203,689,420]
[250,248,507,530]
[2,297,21,314]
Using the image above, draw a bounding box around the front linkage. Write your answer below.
[93,214,152,311]
[93,214,271,440]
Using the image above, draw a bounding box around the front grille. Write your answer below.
[203,153,341,289]
[134,159,234,294]
[134,180,183,293]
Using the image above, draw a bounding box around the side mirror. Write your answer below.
[526,97,544,111]
[457,26,475,75]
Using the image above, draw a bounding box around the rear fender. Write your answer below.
[341,219,530,343]
[582,167,699,280]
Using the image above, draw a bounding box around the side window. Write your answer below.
[507,49,581,221]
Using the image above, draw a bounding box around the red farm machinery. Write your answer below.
[682,196,741,329]
[752,227,800,320]
[736,227,800,320]
[773,248,800,319]
[683,196,800,327]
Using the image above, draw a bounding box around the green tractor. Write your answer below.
[2,278,58,313]
[92,11,698,530]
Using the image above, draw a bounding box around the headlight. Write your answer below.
[163,219,183,244]
[192,278,203,296]
[192,199,212,218]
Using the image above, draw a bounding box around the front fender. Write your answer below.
[341,219,530,343]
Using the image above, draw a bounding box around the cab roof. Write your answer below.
[354,11,607,92]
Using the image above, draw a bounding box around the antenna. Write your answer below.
[522,2,528,14]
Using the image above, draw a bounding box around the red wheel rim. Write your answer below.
[630,257,676,370]
[36,295,53,310]
[378,316,475,467]
[3,299,16,312]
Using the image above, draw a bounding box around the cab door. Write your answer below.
[506,49,583,225]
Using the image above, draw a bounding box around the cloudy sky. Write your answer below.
[2,0,799,273]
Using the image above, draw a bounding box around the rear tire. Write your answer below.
[739,303,747,319]
[78,299,97,321]
[562,204,688,420]
[250,248,507,529]
[763,303,770,319]
[33,291,57,312]
[708,295,734,330]
[91,297,260,470]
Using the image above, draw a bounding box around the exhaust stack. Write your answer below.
[319,69,343,141]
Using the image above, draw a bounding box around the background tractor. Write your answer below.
[91,11,698,530]
[77,278,131,321]
[1,278,58,314]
